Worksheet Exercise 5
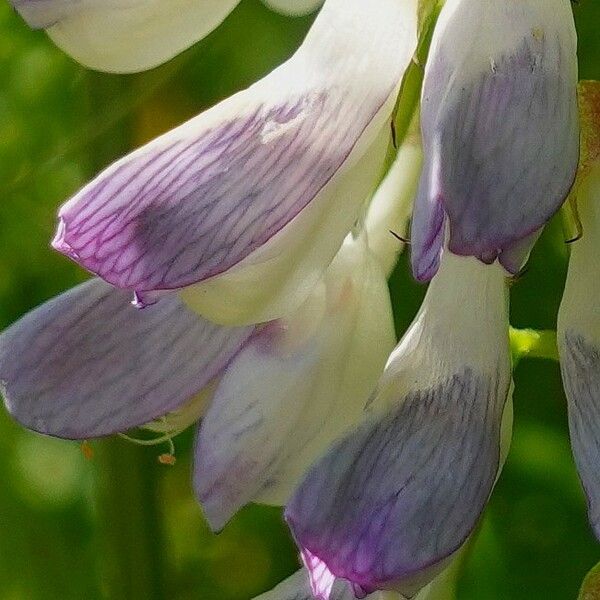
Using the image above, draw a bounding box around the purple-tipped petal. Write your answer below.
[557,82,600,539]
[0,279,252,439]
[412,0,578,280]
[53,95,343,291]
[286,368,507,597]
[560,334,600,538]
[286,253,512,598]
[410,154,446,282]
[52,0,418,324]
[254,569,357,600]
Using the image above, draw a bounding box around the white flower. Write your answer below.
[43,0,419,325]
[411,0,578,280]
[11,0,323,73]
[286,252,513,598]
[558,81,600,538]
[0,150,424,529]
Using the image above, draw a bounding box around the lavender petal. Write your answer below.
[0,279,251,438]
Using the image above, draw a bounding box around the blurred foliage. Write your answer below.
[0,0,599,598]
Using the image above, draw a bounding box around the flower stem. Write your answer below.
[86,71,169,600]
[510,327,559,367]
[93,439,167,599]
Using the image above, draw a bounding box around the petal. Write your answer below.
[52,0,419,325]
[193,233,396,531]
[253,563,466,600]
[496,229,542,275]
[0,279,252,439]
[409,152,446,282]
[558,83,600,538]
[366,134,423,277]
[10,0,241,73]
[253,569,357,600]
[261,0,323,17]
[412,0,579,280]
[286,253,512,597]
[560,333,600,538]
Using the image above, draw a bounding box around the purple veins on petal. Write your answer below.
[412,1,579,281]
[286,368,508,597]
[410,153,446,282]
[561,333,600,539]
[0,279,252,439]
[302,550,337,600]
[254,568,358,600]
[48,0,416,296]
[441,43,577,259]
[52,85,386,294]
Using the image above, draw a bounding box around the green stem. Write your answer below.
[93,440,167,600]
[86,72,168,600]
[510,327,559,367]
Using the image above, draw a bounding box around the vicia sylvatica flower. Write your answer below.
[194,230,395,530]
[286,252,514,599]
[10,0,324,73]
[253,549,464,600]
[411,0,579,281]
[3,0,592,596]
[20,0,420,326]
[0,172,417,529]
[558,81,600,538]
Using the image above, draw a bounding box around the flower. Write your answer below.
[411,0,579,281]
[0,155,424,528]
[252,550,464,600]
[194,229,395,531]
[285,251,513,599]
[40,0,420,326]
[0,280,252,439]
[3,0,592,596]
[558,81,600,538]
[10,0,323,73]
[281,4,582,594]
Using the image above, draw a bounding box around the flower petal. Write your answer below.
[52,0,419,325]
[412,0,578,280]
[558,82,600,539]
[497,229,542,275]
[560,333,600,538]
[193,232,395,530]
[261,0,323,17]
[254,546,481,600]
[253,569,357,600]
[0,279,251,439]
[254,541,480,600]
[409,153,446,282]
[286,253,512,597]
[10,0,241,73]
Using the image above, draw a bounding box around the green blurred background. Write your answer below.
[0,1,599,598]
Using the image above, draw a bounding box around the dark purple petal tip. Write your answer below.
[285,368,508,597]
[412,1,579,281]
